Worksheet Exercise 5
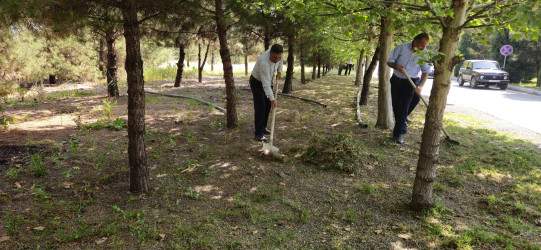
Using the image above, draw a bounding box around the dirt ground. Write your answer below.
[1,75,540,248]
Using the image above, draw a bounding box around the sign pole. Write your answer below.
[500,45,513,69]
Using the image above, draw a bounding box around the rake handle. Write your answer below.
[268,75,279,146]
[403,72,453,140]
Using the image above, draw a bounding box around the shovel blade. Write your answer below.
[263,143,279,154]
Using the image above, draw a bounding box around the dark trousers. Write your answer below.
[390,75,418,137]
[250,75,271,136]
[408,78,421,116]
[346,64,353,75]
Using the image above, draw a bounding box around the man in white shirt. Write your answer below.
[387,33,431,144]
[250,44,283,142]
[346,59,354,75]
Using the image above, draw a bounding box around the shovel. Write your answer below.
[263,76,280,154]
[403,72,460,145]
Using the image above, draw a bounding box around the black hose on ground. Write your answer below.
[239,87,327,107]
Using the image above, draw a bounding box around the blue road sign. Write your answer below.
[500,45,513,56]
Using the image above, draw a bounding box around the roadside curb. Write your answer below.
[507,85,541,96]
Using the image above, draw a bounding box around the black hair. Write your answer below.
[270,44,283,54]
[413,33,430,42]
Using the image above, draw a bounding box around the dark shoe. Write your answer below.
[263,129,271,135]
[255,135,268,142]
[395,134,404,144]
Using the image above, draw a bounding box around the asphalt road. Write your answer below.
[420,78,541,137]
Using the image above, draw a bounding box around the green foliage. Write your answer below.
[100,99,117,120]
[490,29,537,83]
[0,27,100,82]
[0,81,18,102]
[106,118,128,131]
[63,137,80,157]
[81,100,127,131]
[30,152,46,177]
[144,67,178,82]
[457,30,492,61]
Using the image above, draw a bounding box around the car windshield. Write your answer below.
[473,61,500,70]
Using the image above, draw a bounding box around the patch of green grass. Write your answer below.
[6,167,24,179]
[47,89,95,100]
[357,182,378,195]
[144,67,178,82]
[282,199,310,223]
[3,212,23,235]
[181,130,196,145]
[252,188,281,203]
[185,187,200,199]
[55,218,90,243]
[514,78,540,89]
[30,152,46,177]
[129,217,159,243]
[31,184,51,200]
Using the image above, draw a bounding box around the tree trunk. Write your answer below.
[317,57,321,78]
[49,74,56,85]
[535,36,541,87]
[174,43,185,87]
[375,15,394,130]
[198,41,210,83]
[244,54,248,76]
[282,34,295,94]
[312,50,316,80]
[122,0,149,193]
[98,37,106,78]
[300,42,305,84]
[211,48,214,72]
[360,46,380,105]
[366,54,372,75]
[411,0,469,212]
[264,29,271,51]
[354,49,366,86]
[106,28,119,97]
[215,0,237,128]
[186,51,190,67]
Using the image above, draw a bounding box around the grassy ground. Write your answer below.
[1,72,540,248]
[512,77,541,89]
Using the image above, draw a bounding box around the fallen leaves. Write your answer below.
[95,237,107,245]
[398,233,412,240]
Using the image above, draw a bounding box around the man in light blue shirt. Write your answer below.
[250,44,283,142]
[387,33,431,144]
